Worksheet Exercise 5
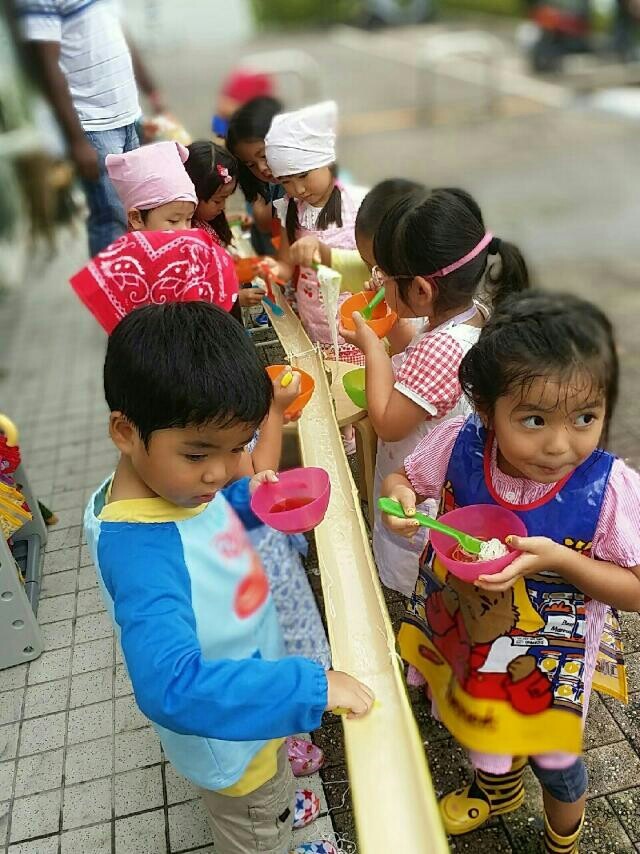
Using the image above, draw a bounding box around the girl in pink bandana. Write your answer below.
[106,141,197,232]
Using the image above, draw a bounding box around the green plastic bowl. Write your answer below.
[343,368,367,409]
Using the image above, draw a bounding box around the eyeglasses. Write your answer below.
[371,265,417,290]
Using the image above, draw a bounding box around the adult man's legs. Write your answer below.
[82,123,139,256]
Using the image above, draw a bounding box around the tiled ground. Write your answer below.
[0,234,333,853]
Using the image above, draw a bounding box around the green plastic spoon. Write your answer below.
[360,286,386,321]
[377,497,483,556]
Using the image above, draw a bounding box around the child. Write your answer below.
[185,140,239,248]
[226,95,285,256]
[341,188,529,595]
[213,69,275,138]
[85,301,374,854]
[105,140,196,231]
[185,139,266,312]
[264,100,367,364]
[289,178,424,295]
[70,229,239,332]
[382,291,640,854]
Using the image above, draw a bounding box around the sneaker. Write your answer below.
[254,311,269,326]
[291,842,339,854]
[293,788,320,829]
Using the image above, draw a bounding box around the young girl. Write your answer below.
[226,95,285,256]
[185,140,239,248]
[264,100,367,364]
[289,177,424,295]
[383,291,640,853]
[106,141,196,232]
[341,188,529,595]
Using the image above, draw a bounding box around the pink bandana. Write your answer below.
[70,229,239,333]
[105,141,197,212]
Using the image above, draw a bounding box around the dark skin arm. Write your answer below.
[26,40,99,180]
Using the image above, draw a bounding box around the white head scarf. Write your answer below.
[265,100,337,179]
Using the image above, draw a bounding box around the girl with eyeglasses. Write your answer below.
[340,187,530,595]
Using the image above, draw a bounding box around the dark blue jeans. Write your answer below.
[82,123,139,257]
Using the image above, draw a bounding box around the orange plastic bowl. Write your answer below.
[265,365,315,418]
[339,291,397,339]
[234,256,263,283]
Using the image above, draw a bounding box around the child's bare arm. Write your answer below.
[340,314,425,441]
[250,370,302,472]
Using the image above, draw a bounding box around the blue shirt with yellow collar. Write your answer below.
[84,476,327,792]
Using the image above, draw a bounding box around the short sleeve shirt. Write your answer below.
[15,0,140,131]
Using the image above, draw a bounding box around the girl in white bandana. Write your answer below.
[265,101,367,365]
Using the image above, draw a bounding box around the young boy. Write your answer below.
[84,302,374,854]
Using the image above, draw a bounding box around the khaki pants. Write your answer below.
[199,744,295,854]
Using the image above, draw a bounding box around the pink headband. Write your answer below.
[428,232,494,279]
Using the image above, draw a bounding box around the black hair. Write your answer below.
[285,163,342,245]
[226,96,283,204]
[374,187,530,315]
[459,290,619,434]
[185,141,239,246]
[104,302,273,446]
[355,178,425,237]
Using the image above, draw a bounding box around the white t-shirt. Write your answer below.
[16,0,140,132]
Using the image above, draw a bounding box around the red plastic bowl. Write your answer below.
[430,504,527,583]
[250,467,331,534]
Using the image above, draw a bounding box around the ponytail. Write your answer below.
[285,198,299,245]
[487,240,530,308]
[373,188,530,317]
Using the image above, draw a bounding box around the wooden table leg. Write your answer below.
[354,416,377,529]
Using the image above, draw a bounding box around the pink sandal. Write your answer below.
[287,736,324,777]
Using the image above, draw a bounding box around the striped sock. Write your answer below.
[474,758,527,812]
[544,813,584,854]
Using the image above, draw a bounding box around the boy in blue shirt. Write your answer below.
[84,302,373,854]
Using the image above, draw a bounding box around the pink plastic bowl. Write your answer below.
[430,504,527,583]
[250,467,331,534]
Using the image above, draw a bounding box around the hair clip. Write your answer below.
[217,164,232,184]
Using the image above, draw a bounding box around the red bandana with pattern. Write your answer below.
[70,229,239,333]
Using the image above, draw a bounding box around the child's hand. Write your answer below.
[249,470,279,494]
[259,256,281,279]
[326,670,375,720]
[272,369,301,415]
[382,485,421,539]
[290,236,322,268]
[475,536,565,592]
[239,287,266,307]
[339,312,384,355]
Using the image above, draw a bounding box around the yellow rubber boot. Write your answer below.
[440,757,527,836]
[544,812,584,854]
